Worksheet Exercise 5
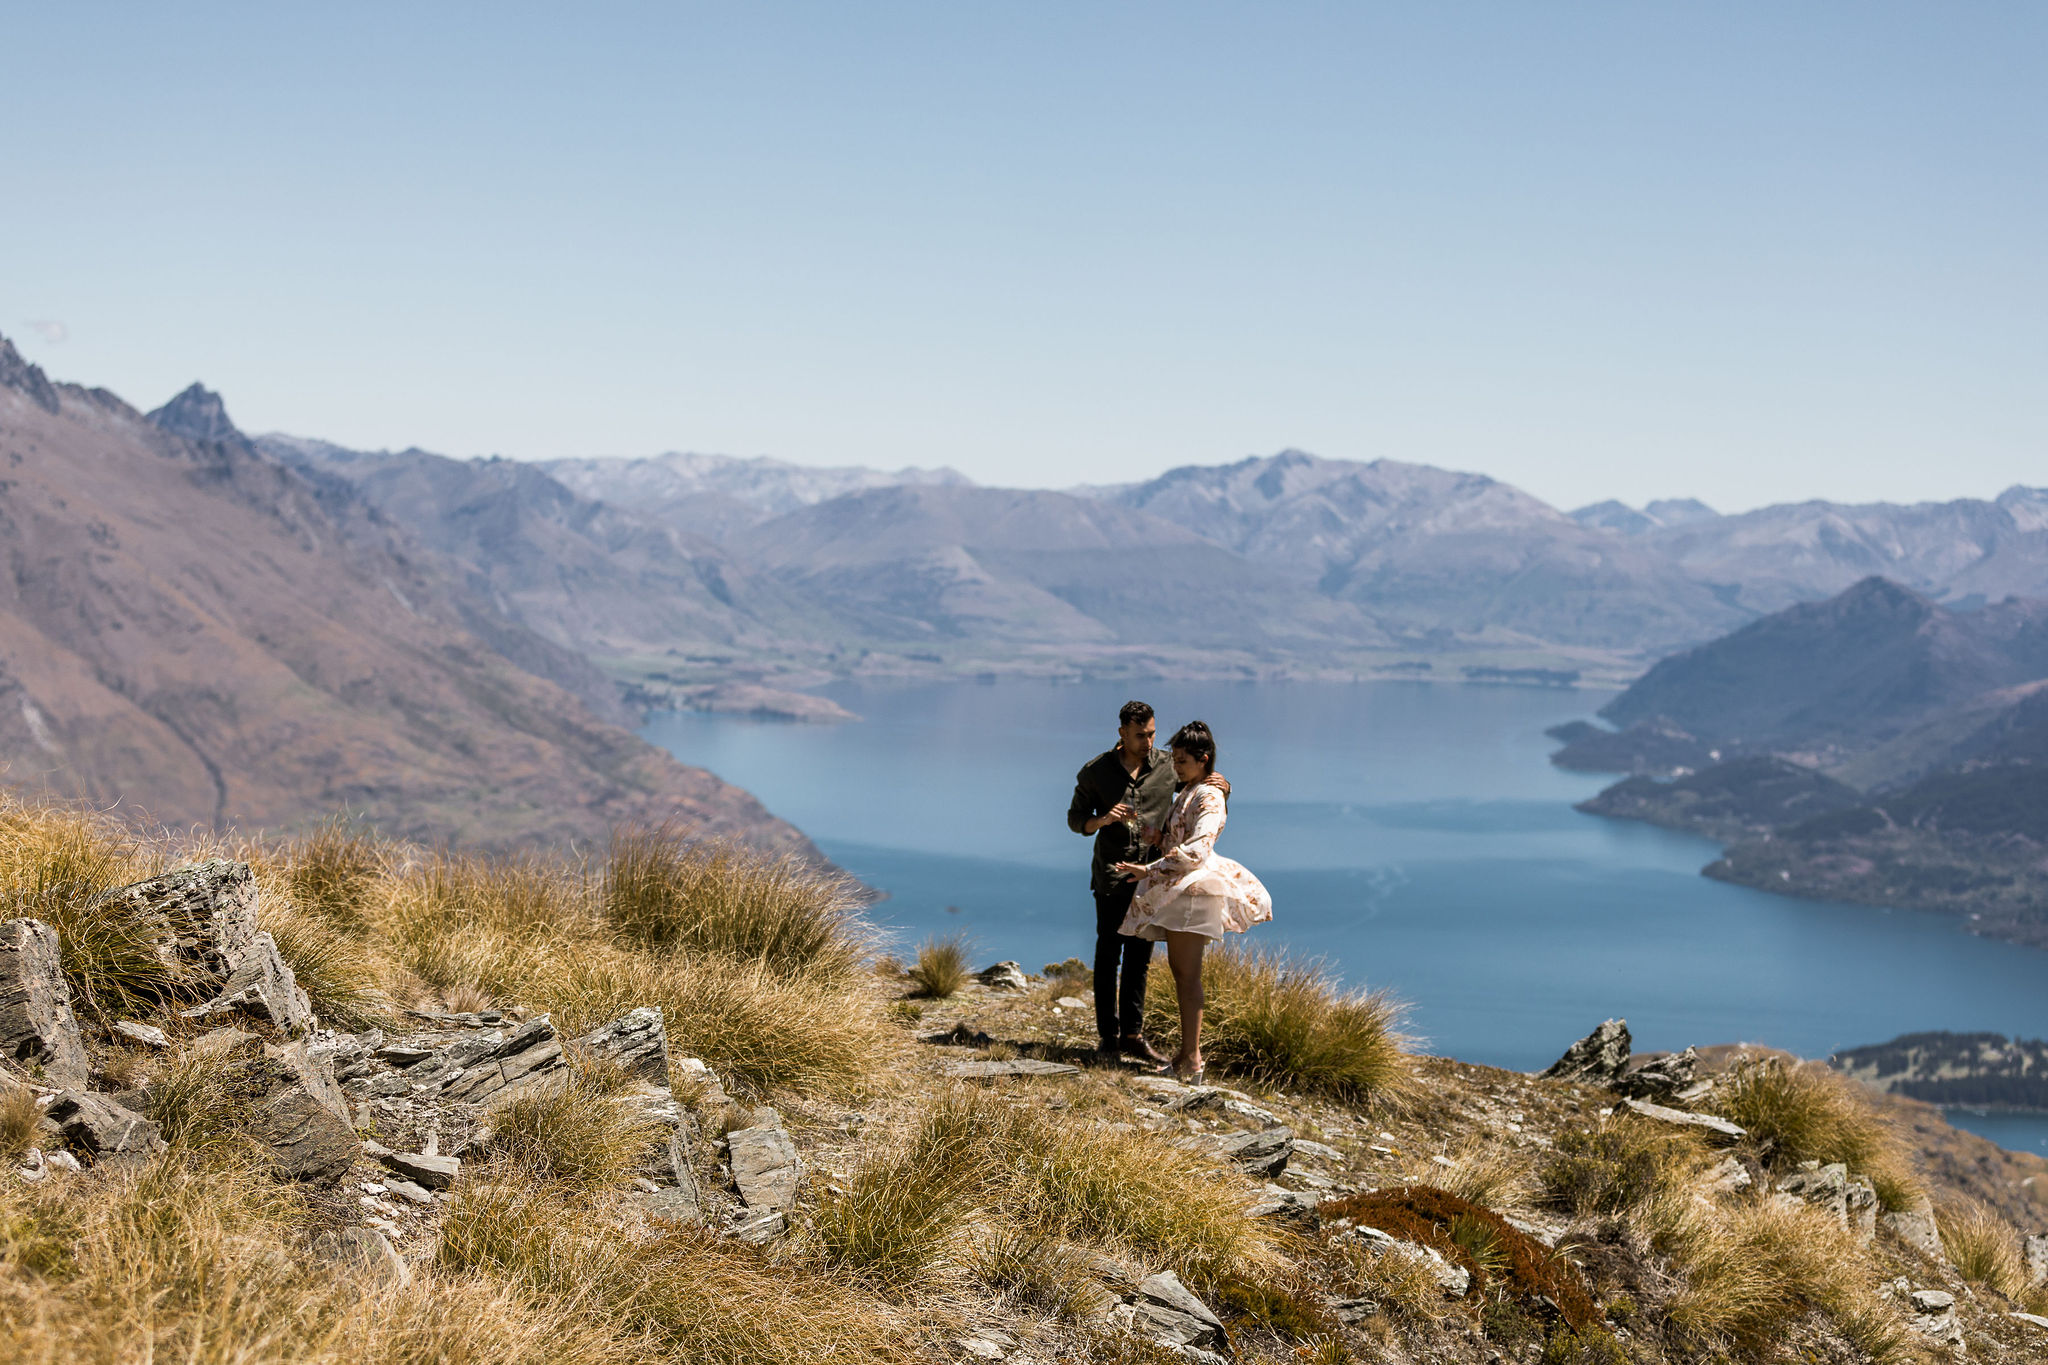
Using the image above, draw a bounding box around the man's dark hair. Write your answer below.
[1118,700,1155,727]
[1169,720,1216,775]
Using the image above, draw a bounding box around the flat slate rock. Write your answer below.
[1620,1098,1745,1139]
[635,1184,704,1226]
[944,1058,1080,1079]
[727,1124,802,1210]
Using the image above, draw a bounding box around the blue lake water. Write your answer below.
[643,679,2048,1156]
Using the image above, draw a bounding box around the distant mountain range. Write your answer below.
[1555,577,2048,948]
[255,440,2048,678]
[0,339,814,855]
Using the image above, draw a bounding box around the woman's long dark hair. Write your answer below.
[1169,720,1216,776]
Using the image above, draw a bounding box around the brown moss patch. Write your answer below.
[1321,1183,1598,1330]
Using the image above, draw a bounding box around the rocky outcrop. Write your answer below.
[111,862,315,1035]
[976,961,1029,992]
[1616,1046,1709,1104]
[1884,1204,1944,1259]
[255,1038,359,1183]
[0,918,88,1088]
[45,1091,165,1164]
[1126,1271,1230,1355]
[572,1006,672,1088]
[1776,1162,1879,1244]
[1541,1019,1631,1083]
[2026,1232,2047,1287]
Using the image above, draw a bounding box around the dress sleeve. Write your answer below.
[1147,787,1224,874]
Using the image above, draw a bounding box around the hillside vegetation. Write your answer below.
[6,792,2047,1364]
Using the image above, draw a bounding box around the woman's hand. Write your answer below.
[1204,773,1232,799]
[1110,861,1150,880]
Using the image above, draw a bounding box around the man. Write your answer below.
[1067,699,1176,1064]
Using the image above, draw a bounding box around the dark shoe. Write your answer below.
[1096,1039,1126,1065]
[1120,1035,1169,1068]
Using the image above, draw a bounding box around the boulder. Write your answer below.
[46,1091,165,1164]
[1130,1270,1229,1354]
[1776,1162,1877,1243]
[111,860,260,986]
[636,1184,704,1226]
[573,1007,671,1088]
[1615,1046,1699,1102]
[2026,1232,2047,1287]
[1619,1098,1745,1140]
[1883,1205,1944,1259]
[0,918,88,1088]
[1349,1226,1472,1296]
[311,1226,410,1289]
[252,1039,358,1183]
[727,1208,786,1243]
[1541,1019,1631,1084]
[976,961,1029,991]
[1699,1155,1753,1196]
[365,1140,461,1191]
[1217,1125,1293,1177]
[180,932,314,1036]
[1247,1184,1319,1227]
[727,1122,801,1210]
[673,1056,731,1108]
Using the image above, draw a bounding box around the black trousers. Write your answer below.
[1093,879,1154,1045]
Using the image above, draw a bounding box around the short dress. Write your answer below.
[1118,781,1273,942]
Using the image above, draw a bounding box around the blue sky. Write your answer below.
[4,4,2043,512]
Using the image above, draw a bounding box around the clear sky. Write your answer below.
[4,4,2043,512]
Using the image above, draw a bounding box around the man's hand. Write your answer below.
[1110,861,1150,880]
[1087,802,1136,835]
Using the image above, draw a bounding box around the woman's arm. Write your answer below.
[1143,787,1225,874]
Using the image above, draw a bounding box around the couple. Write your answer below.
[1067,700,1272,1083]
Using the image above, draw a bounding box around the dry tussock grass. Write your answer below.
[0,1082,39,1164]
[966,1227,1108,1320]
[907,934,971,998]
[1143,944,1413,1104]
[443,1177,912,1364]
[1650,1190,1915,1362]
[603,827,870,981]
[1539,1115,1710,1215]
[1709,1057,1923,1210]
[1937,1199,2028,1298]
[485,1071,666,1190]
[1406,1133,1539,1209]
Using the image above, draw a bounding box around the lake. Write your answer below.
[643,679,2048,1155]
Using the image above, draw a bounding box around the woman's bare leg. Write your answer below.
[1164,931,1206,1074]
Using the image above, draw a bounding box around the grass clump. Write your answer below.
[442,1177,909,1364]
[814,1098,985,1291]
[0,1082,39,1164]
[262,816,386,930]
[968,1228,1108,1320]
[1709,1057,1922,1209]
[1937,1200,2027,1298]
[1651,1190,1913,1361]
[1206,1270,1343,1343]
[486,1070,665,1190]
[907,933,971,998]
[1539,1115,1709,1215]
[145,1041,268,1151]
[1144,944,1412,1104]
[603,827,868,980]
[265,896,393,1029]
[0,796,171,1024]
[1412,1133,1539,1209]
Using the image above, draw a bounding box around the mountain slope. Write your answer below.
[730,484,1383,652]
[1104,450,1746,651]
[1599,577,2048,748]
[256,436,823,664]
[0,338,813,854]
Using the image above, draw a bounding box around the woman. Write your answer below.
[1111,720,1272,1083]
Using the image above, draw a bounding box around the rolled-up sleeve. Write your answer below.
[1067,768,1095,834]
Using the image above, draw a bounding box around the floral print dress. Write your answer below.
[1118,781,1272,942]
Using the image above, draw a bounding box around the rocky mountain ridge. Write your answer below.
[0,337,813,854]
